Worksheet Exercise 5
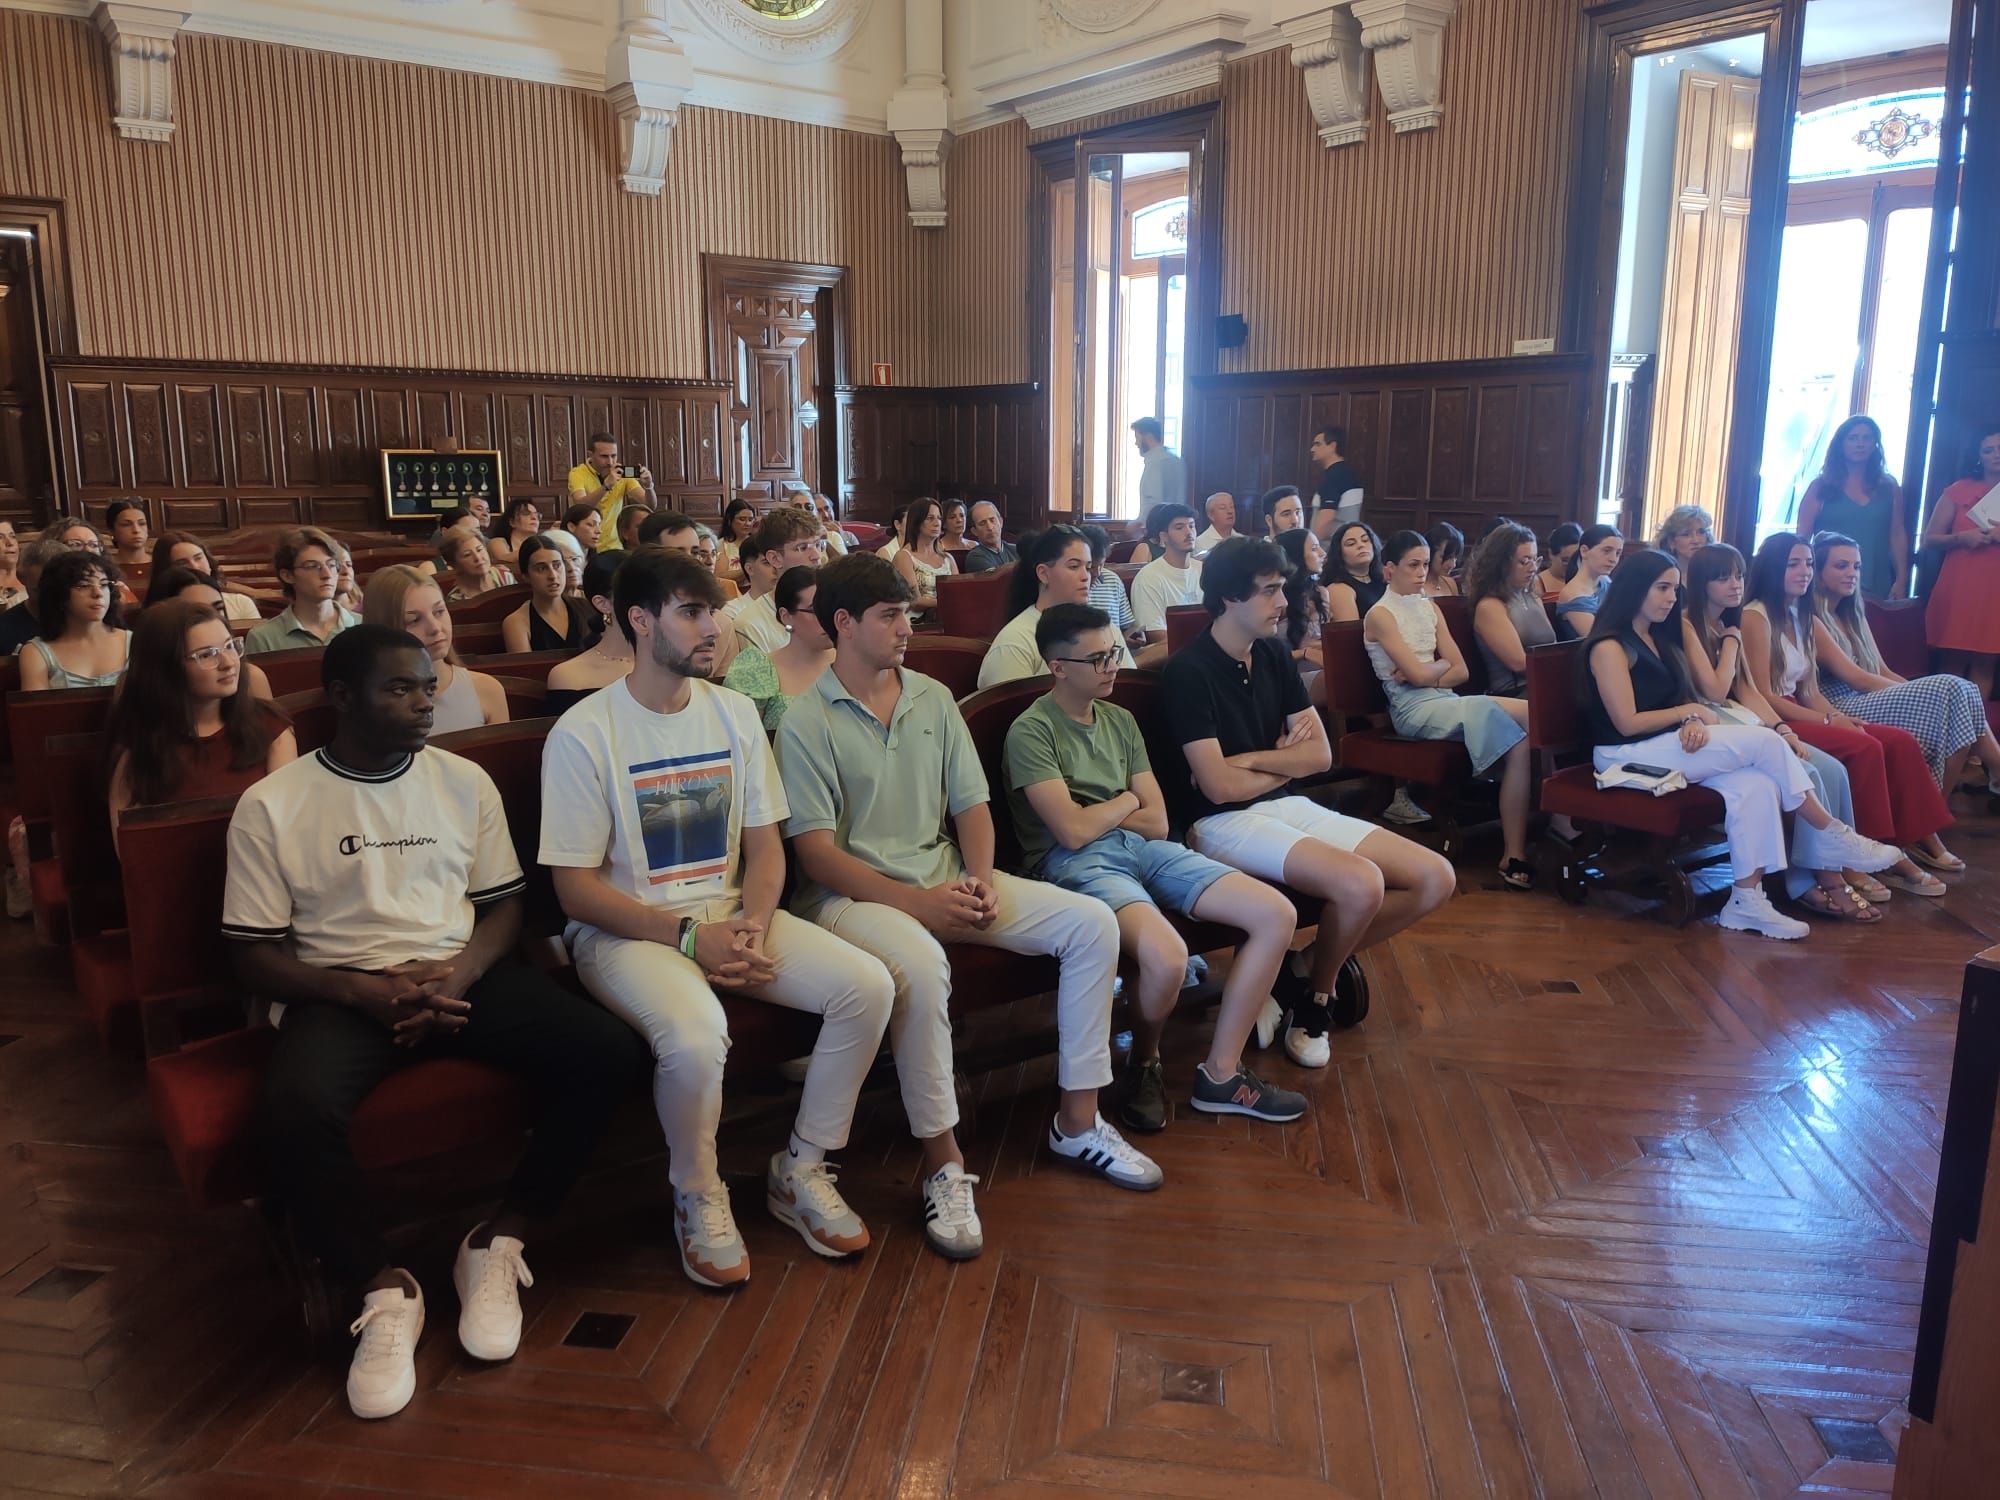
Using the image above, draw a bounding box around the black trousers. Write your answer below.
[260,958,645,1287]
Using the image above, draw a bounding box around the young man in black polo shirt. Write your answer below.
[1161,537,1455,1068]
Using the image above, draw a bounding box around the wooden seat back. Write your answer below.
[956,676,1061,871]
[1106,539,1140,566]
[119,795,240,1044]
[353,546,442,576]
[1524,640,1584,753]
[247,646,327,697]
[7,687,115,827]
[903,637,991,700]
[488,674,549,720]
[461,649,577,685]
[0,652,21,770]
[1433,593,1487,695]
[45,730,121,938]
[448,584,530,623]
[1320,620,1388,722]
[431,719,561,936]
[1164,604,1207,654]
[935,568,1014,639]
[1865,597,1930,680]
[274,689,337,752]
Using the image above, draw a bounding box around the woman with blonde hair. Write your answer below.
[361,565,509,732]
[1652,505,1715,570]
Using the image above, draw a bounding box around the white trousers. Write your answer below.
[569,910,892,1195]
[1592,723,1812,882]
[816,870,1120,1140]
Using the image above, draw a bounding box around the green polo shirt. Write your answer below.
[242,604,361,656]
[774,666,989,919]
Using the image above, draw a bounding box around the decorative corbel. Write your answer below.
[888,0,952,227]
[93,2,191,143]
[605,0,692,196]
[1280,6,1371,149]
[1349,0,1457,134]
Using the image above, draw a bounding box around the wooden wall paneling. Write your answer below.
[175,383,222,488]
[238,498,304,528]
[160,498,228,531]
[325,384,366,485]
[124,382,172,489]
[227,385,272,488]
[579,397,613,451]
[617,397,649,479]
[66,381,117,487]
[654,396,689,489]
[276,386,318,488]
[1385,390,1431,500]
[370,388,409,451]
[1472,384,1520,503]
[413,389,454,450]
[1429,386,1472,504]
[456,390,495,457]
[691,394,724,489]
[540,395,576,489]
[500,392,538,496]
[837,385,1045,528]
[1524,378,1575,505]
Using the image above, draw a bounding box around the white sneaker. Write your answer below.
[1717,887,1810,941]
[1047,1114,1164,1192]
[1383,788,1429,825]
[346,1271,424,1420]
[452,1226,532,1361]
[674,1185,750,1289]
[1253,995,1284,1050]
[1806,820,1901,874]
[766,1153,870,1258]
[922,1162,984,1260]
[1284,1021,1332,1068]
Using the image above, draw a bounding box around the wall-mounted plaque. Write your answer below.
[380,449,506,521]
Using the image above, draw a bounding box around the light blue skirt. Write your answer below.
[1385,685,1526,775]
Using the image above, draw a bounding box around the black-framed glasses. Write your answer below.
[1051,651,1121,672]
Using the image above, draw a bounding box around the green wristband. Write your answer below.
[680,920,700,961]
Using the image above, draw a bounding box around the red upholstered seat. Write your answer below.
[903,637,991,700]
[249,647,328,697]
[447,584,530,623]
[1864,597,1929,680]
[1321,619,1473,789]
[1536,763,1725,836]
[460,649,574,684]
[935,569,1013,639]
[1164,605,1207,654]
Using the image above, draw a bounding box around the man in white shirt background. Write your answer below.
[1129,503,1205,646]
[1192,492,1238,554]
[1130,417,1186,516]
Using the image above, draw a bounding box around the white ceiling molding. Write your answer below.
[1041,0,1165,36]
[606,0,691,195]
[1349,0,1456,134]
[678,0,873,62]
[974,9,1250,131]
[888,0,951,226]
[1278,4,1369,148]
[93,0,191,142]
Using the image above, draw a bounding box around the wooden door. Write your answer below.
[0,237,54,526]
[705,258,844,503]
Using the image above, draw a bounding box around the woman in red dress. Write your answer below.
[1924,422,2000,702]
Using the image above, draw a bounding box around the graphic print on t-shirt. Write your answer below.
[629,750,733,886]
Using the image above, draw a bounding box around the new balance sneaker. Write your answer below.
[1119,1057,1170,1134]
[452,1226,532,1361]
[766,1153,870,1259]
[1047,1114,1164,1191]
[346,1271,423,1420]
[1383,787,1429,824]
[1716,885,1810,941]
[674,1185,751,1289]
[1191,1063,1307,1122]
[921,1162,983,1260]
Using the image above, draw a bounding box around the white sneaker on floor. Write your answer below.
[452,1226,532,1361]
[1253,995,1285,1050]
[1047,1114,1164,1192]
[674,1185,751,1289]
[1807,820,1901,874]
[767,1153,870,1258]
[1383,788,1429,824]
[1716,886,1810,941]
[346,1271,424,1420]
[921,1162,984,1260]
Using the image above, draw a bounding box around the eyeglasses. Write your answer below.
[1052,651,1122,672]
[291,559,335,575]
[64,537,101,552]
[186,637,244,666]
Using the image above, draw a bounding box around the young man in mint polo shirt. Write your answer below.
[1004,604,1305,1134]
[776,555,1163,1260]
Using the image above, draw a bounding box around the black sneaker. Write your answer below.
[1119,1057,1170,1134]
[1190,1063,1307,1122]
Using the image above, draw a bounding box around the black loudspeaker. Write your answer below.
[1216,314,1248,349]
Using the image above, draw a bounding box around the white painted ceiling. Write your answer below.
[1801,0,1953,66]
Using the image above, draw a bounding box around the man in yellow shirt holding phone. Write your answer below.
[566,432,657,550]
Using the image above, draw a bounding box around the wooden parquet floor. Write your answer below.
[5,809,1997,1499]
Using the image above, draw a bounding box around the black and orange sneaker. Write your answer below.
[1190,1062,1307,1123]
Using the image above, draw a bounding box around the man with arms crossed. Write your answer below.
[228,625,640,1420]
[1006,603,1305,1133]
[541,549,893,1289]
[777,555,1161,1258]
[1162,537,1455,1067]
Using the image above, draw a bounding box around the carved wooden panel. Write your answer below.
[457,391,495,456]
[414,390,453,450]
[67,382,118,488]
[1429,386,1471,502]
[160,498,230,530]
[1473,385,1520,502]
[838,385,1044,527]
[580,397,612,448]
[239,498,305,528]
[176,384,223,487]
[689,395,724,488]
[309,497,376,529]
[325,385,367,485]
[277,386,318,488]
[227,386,273,488]
[123,383,172,488]
[1347,392,1383,491]
[1384,390,1431,500]
[540,396,576,481]
[655,398,689,488]
[1524,380,1575,503]
[500,393,538,494]
[370,388,409,450]
[619,398,650,472]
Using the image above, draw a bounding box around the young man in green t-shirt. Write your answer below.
[1003,603,1307,1133]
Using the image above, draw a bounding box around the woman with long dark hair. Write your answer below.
[560,501,604,555]
[502,534,597,655]
[1741,532,1957,891]
[719,499,758,581]
[979,526,1126,689]
[1273,527,1330,704]
[146,532,268,617]
[1466,520,1554,697]
[1557,524,1623,639]
[1922,420,2000,701]
[1321,520,1386,624]
[487,497,542,571]
[1534,522,1583,600]
[1798,415,1908,599]
[1581,548,1894,938]
[106,601,295,824]
[1366,530,1535,887]
[20,550,129,690]
[1421,521,1464,597]
[893,496,957,614]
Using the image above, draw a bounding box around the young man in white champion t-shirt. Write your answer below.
[540,548,892,1291]
[224,625,641,1422]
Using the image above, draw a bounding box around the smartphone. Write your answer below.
[1618,762,1675,779]
[618,464,641,479]
[1719,605,1742,628]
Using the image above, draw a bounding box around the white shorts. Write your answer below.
[1188,795,1376,884]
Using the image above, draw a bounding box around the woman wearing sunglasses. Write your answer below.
[106,600,295,826]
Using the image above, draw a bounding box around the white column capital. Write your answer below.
[1348,0,1457,134]
[93,2,192,143]
[605,3,692,196]
[889,0,952,228]
[1280,6,1370,149]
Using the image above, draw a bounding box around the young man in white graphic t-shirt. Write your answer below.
[540,548,892,1291]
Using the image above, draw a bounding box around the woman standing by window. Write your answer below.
[1798,415,1909,600]
[1651,505,1716,573]
[1922,421,2000,703]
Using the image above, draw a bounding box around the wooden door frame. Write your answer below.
[700,254,847,501]
[1561,0,1806,555]
[0,198,75,525]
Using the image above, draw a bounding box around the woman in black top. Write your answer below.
[502,535,597,655]
[1321,521,1386,623]
[1580,549,1894,939]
